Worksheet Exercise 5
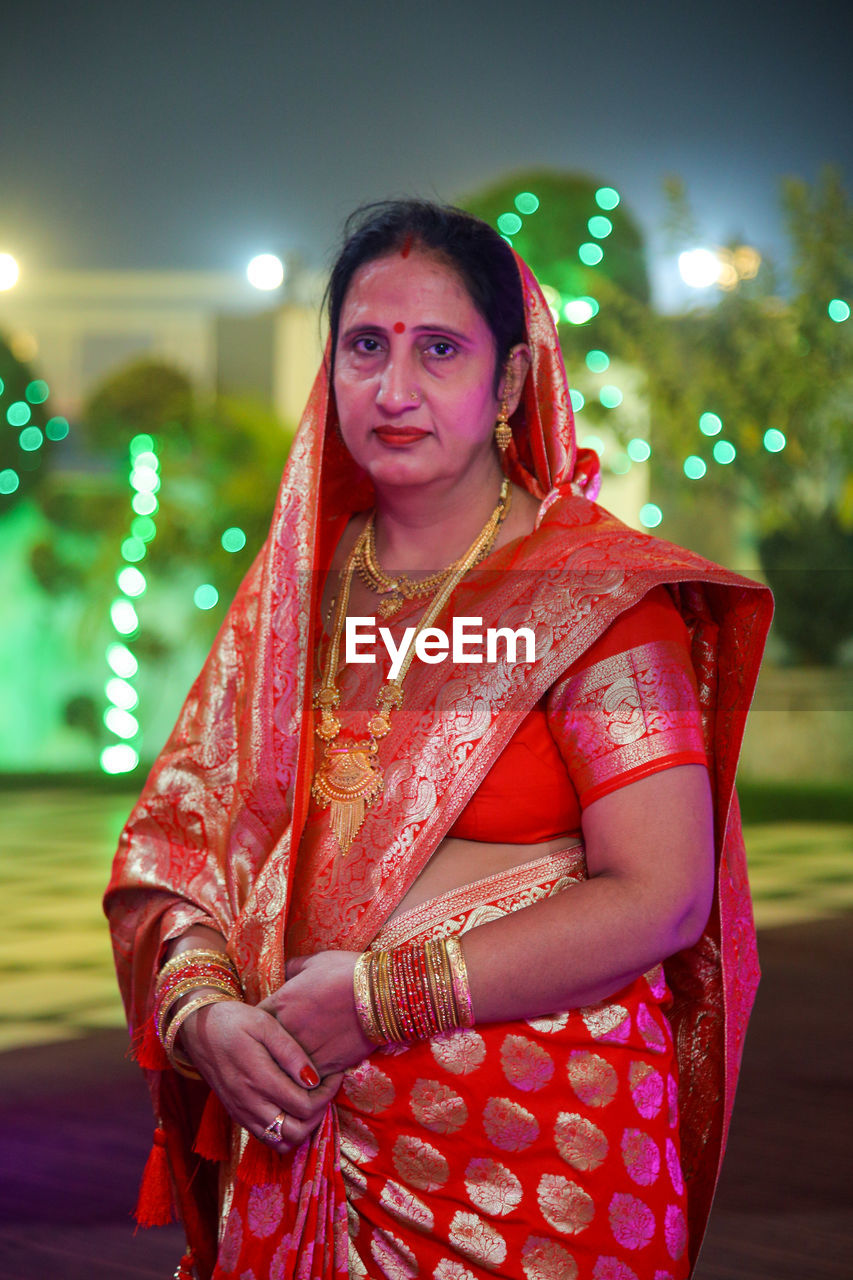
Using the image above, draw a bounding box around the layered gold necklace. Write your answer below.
[313,479,511,853]
[355,481,512,618]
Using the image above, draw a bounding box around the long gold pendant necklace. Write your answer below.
[312,478,511,853]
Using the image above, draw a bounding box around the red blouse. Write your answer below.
[447,586,707,843]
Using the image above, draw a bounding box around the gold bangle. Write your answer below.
[163,992,239,1075]
[156,975,243,1047]
[157,948,238,982]
[353,951,383,1044]
[445,935,474,1028]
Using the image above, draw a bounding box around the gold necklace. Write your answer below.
[356,479,512,617]
[313,479,511,853]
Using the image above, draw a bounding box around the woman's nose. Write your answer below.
[376,353,419,411]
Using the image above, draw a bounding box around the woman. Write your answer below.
[105,200,772,1280]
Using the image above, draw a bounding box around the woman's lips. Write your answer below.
[373,426,430,446]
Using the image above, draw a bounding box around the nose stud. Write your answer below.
[409,392,419,402]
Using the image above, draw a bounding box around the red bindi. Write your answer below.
[393,321,406,334]
[400,234,413,259]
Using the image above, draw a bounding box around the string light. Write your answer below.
[194,584,219,610]
[514,192,539,215]
[497,212,522,236]
[828,299,849,322]
[100,433,161,774]
[683,455,707,479]
[627,438,651,462]
[639,503,663,528]
[713,440,736,464]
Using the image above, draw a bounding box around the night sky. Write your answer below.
[1,0,850,302]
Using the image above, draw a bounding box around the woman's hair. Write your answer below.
[326,199,526,388]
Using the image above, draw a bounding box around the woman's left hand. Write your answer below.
[260,950,375,1079]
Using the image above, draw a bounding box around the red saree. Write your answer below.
[105,253,772,1280]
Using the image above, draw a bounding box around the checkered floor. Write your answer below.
[2,788,851,1053]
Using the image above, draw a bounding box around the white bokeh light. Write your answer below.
[0,253,19,290]
[678,249,721,289]
[247,254,285,291]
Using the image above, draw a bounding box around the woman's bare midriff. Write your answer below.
[385,832,581,923]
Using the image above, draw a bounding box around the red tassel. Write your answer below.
[134,1126,174,1227]
[133,1016,169,1070]
[193,1090,231,1162]
[175,1249,196,1279]
[236,1133,283,1186]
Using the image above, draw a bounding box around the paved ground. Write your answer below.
[1,790,851,1278]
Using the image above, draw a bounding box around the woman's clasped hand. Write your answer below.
[177,980,343,1154]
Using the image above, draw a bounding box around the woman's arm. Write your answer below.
[266,762,714,1074]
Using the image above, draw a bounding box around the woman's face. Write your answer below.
[333,248,523,493]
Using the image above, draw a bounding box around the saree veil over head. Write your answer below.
[105,252,772,1278]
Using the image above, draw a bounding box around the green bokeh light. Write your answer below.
[132,492,158,516]
[45,417,70,441]
[569,388,585,412]
[0,468,20,494]
[497,212,523,236]
[121,536,146,563]
[713,440,736,464]
[587,216,613,239]
[610,454,631,475]
[684,455,707,479]
[514,192,539,215]
[104,706,139,739]
[763,428,786,453]
[562,296,599,325]
[639,503,663,528]
[194,584,219,610]
[133,450,159,471]
[627,438,651,463]
[7,401,31,427]
[0,377,4,396]
[579,242,604,266]
[117,566,147,597]
[25,379,49,404]
[19,426,44,451]
[130,464,160,493]
[130,433,155,457]
[699,412,723,436]
[595,187,620,210]
[100,743,140,774]
[221,526,247,553]
[105,677,139,711]
[585,349,610,373]
[132,515,157,542]
[828,298,850,322]
[111,598,139,635]
[599,385,623,408]
[106,642,138,679]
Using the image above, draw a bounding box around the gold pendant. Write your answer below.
[377,590,402,618]
[312,742,384,854]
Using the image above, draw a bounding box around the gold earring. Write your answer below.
[495,395,512,453]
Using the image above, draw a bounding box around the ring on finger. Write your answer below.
[262,1110,288,1144]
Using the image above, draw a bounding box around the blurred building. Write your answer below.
[0,260,325,427]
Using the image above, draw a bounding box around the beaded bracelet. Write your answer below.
[354,936,475,1046]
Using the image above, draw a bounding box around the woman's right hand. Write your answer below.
[179,998,342,1153]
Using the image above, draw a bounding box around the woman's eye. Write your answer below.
[427,340,456,358]
[354,336,382,354]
